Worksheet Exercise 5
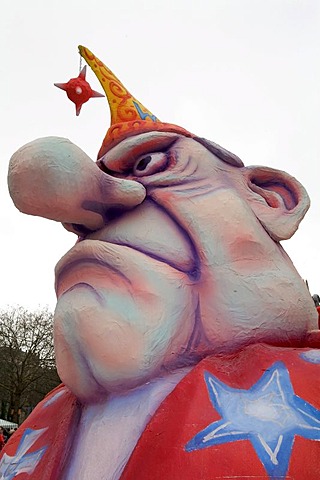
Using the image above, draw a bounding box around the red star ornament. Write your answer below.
[54,65,104,115]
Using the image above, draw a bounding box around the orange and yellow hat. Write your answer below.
[78,46,192,159]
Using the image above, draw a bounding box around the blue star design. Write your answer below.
[0,428,47,480]
[185,362,320,478]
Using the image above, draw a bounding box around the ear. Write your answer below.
[243,166,310,241]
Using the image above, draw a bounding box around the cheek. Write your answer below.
[226,234,275,274]
[207,191,276,273]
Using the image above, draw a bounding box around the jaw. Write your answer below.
[197,266,316,355]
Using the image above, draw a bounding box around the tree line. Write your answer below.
[0,306,60,424]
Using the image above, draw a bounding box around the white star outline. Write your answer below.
[0,428,47,480]
[185,361,320,478]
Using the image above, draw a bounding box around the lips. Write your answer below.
[55,199,198,297]
[55,241,130,297]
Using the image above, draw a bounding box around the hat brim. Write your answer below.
[98,130,244,174]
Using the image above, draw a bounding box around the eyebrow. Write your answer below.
[194,137,244,168]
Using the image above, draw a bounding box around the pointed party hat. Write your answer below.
[78,46,192,158]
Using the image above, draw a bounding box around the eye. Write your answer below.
[133,152,168,177]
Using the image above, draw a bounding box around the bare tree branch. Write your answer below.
[0,306,60,424]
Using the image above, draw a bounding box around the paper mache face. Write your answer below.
[7,47,318,402]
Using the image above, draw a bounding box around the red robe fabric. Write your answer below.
[1,343,320,479]
[0,434,5,451]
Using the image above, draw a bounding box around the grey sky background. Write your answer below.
[1,0,319,310]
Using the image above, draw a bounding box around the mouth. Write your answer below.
[55,243,128,298]
[55,199,199,297]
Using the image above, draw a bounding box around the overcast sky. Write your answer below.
[1,0,320,311]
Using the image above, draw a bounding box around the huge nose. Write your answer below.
[8,137,146,233]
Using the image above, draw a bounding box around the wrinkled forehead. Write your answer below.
[98,131,244,173]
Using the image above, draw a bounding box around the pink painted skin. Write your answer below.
[8,132,318,404]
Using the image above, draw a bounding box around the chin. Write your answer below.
[54,330,165,402]
[53,283,183,401]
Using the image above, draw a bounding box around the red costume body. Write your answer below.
[1,343,320,480]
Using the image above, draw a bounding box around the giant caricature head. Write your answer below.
[8,47,318,402]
